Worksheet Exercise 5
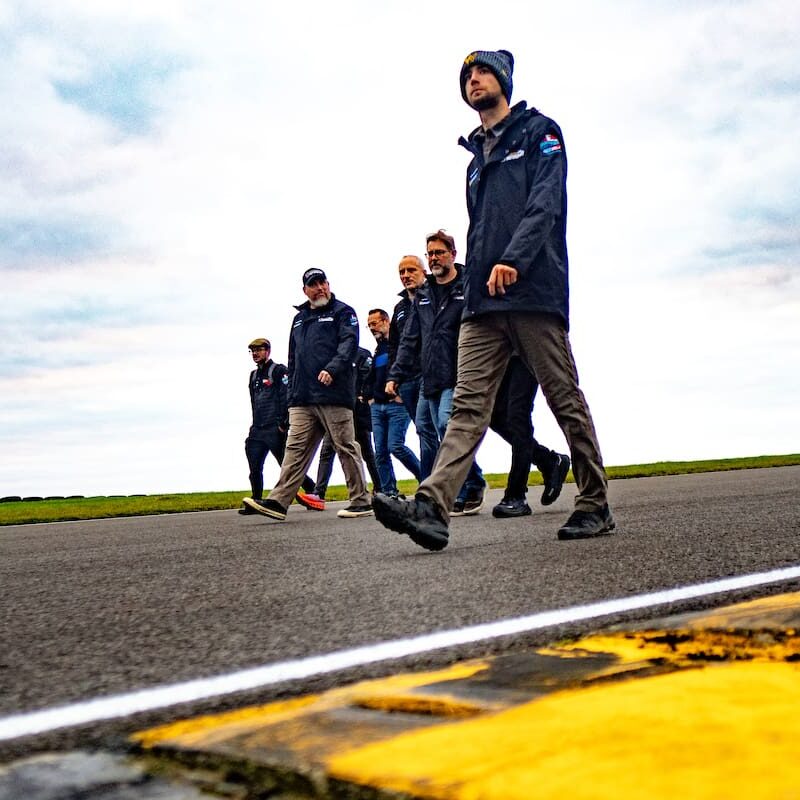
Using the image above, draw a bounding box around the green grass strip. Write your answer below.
[1,453,797,526]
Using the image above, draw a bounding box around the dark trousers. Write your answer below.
[245,428,315,500]
[315,412,381,497]
[490,356,557,500]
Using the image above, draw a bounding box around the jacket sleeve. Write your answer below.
[355,349,372,398]
[388,308,401,366]
[388,301,420,385]
[497,126,565,277]
[324,306,359,378]
[362,353,377,401]
[274,363,290,428]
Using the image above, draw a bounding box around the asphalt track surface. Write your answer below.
[1,466,798,763]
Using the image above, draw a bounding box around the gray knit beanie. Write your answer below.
[460,49,514,104]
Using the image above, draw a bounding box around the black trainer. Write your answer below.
[461,485,486,516]
[242,497,288,521]
[541,452,571,506]
[492,497,532,518]
[373,493,449,551]
[557,504,616,540]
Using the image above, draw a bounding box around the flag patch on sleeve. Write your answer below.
[539,134,562,156]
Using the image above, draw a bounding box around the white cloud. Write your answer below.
[1,0,798,497]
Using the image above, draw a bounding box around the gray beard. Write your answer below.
[309,296,329,308]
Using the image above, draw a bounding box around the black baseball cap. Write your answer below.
[302,267,327,286]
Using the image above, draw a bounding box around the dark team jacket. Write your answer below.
[458,101,570,327]
[362,338,392,405]
[388,290,420,380]
[354,346,374,430]
[248,359,289,435]
[287,295,359,408]
[388,269,466,399]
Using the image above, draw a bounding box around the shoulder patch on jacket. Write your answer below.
[349,314,358,326]
[539,134,562,156]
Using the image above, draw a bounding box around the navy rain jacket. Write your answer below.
[389,270,466,399]
[458,101,570,327]
[287,294,359,408]
[249,359,289,432]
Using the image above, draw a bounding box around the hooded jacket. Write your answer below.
[389,269,466,399]
[458,101,570,326]
[287,294,359,408]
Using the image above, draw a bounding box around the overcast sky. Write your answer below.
[2,0,798,498]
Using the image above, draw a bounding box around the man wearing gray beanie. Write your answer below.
[373,50,615,549]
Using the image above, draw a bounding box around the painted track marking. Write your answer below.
[2,565,800,742]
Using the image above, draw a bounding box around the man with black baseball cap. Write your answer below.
[243,269,373,520]
[373,49,615,549]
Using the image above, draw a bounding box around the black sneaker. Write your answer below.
[492,497,532,518]
[373,493,449,551]
[238,503,258,515]
[461,485,486,516]
[242,497,288,521]
[557,504,616,540]
[541,453,571,506]
[450,500,466,517]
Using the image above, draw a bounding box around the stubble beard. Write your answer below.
[471,92,501,112]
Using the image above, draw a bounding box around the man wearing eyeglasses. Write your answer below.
[240,338,320,514]
[373,50,615,548]
[386,230,486,515]
[243,269,373,520]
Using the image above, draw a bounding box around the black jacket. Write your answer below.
[388,290,419,379]
[458,101,570,326]
[248,359,289,434]
[287,295,359,408]
[354,346,373,430]
[362,338,391,404]
[389,270,466,398]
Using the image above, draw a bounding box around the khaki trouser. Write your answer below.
[268,405,370,509]
[419,312,608,516]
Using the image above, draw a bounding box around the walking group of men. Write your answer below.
[240,49,617,550]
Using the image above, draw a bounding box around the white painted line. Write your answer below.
[2,564,800,742]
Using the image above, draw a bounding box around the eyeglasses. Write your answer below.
[426,249,451,258]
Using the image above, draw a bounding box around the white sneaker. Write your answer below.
[337,504,374,518]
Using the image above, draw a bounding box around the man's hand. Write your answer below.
[487,264,518,296]
[385,380,398,397]
[318,370,333,386]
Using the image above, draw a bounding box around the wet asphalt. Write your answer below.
[1,466,798,762]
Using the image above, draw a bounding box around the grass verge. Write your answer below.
[1,453,797,527]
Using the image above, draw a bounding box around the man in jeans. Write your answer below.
[364,308,421,498]
[389,255,439,469]
[244,268,373,520]
[374,50,615,548]
[387,230,486,516]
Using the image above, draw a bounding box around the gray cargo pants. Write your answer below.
[418,311,608,516]
[267,405,370,509]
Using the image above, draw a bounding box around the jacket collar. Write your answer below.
[459,101,529,154]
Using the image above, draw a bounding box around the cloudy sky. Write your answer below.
[2,0,798,498]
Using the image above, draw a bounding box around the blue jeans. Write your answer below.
[417,388,484,502]
[370,402,421,496]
